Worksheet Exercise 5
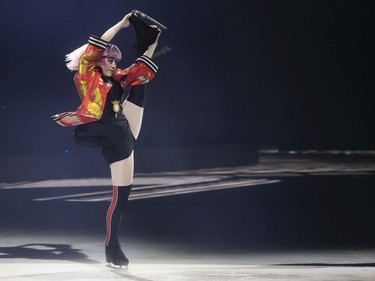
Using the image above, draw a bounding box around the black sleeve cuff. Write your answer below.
[88,35,109,50]
[136,55,158,74]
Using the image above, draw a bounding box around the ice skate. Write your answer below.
[105,245,129,269]
[129,12,160,56]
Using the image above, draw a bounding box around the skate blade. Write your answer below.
[132,10,167,30]
[106,262,128,270]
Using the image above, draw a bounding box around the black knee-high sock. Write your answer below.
[127,84,146,108]
[105,185,132,248]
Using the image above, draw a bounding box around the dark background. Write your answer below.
[0,0,374,165]
[0,0,374,254]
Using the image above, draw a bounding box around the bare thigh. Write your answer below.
[109,151,134,186]
[122,100,144,140]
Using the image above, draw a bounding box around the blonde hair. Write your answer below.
[65,44,88,71]
[65,43,122,71]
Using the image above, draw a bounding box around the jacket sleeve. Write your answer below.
[77,36,108,76]
[112,55,158,88]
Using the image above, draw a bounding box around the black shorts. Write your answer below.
[73,119,134,164]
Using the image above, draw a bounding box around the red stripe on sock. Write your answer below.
[105,185,118,246]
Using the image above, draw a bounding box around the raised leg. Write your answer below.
[122,85,146,140]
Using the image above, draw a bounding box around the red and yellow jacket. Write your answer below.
[74,36,158,120]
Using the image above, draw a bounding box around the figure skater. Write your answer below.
[61,11,161,268]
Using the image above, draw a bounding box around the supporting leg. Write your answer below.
[105,153,135,267]
[105,184,132,267]
[109,152,134,186]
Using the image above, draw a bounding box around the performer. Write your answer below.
[62,12,161,268]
